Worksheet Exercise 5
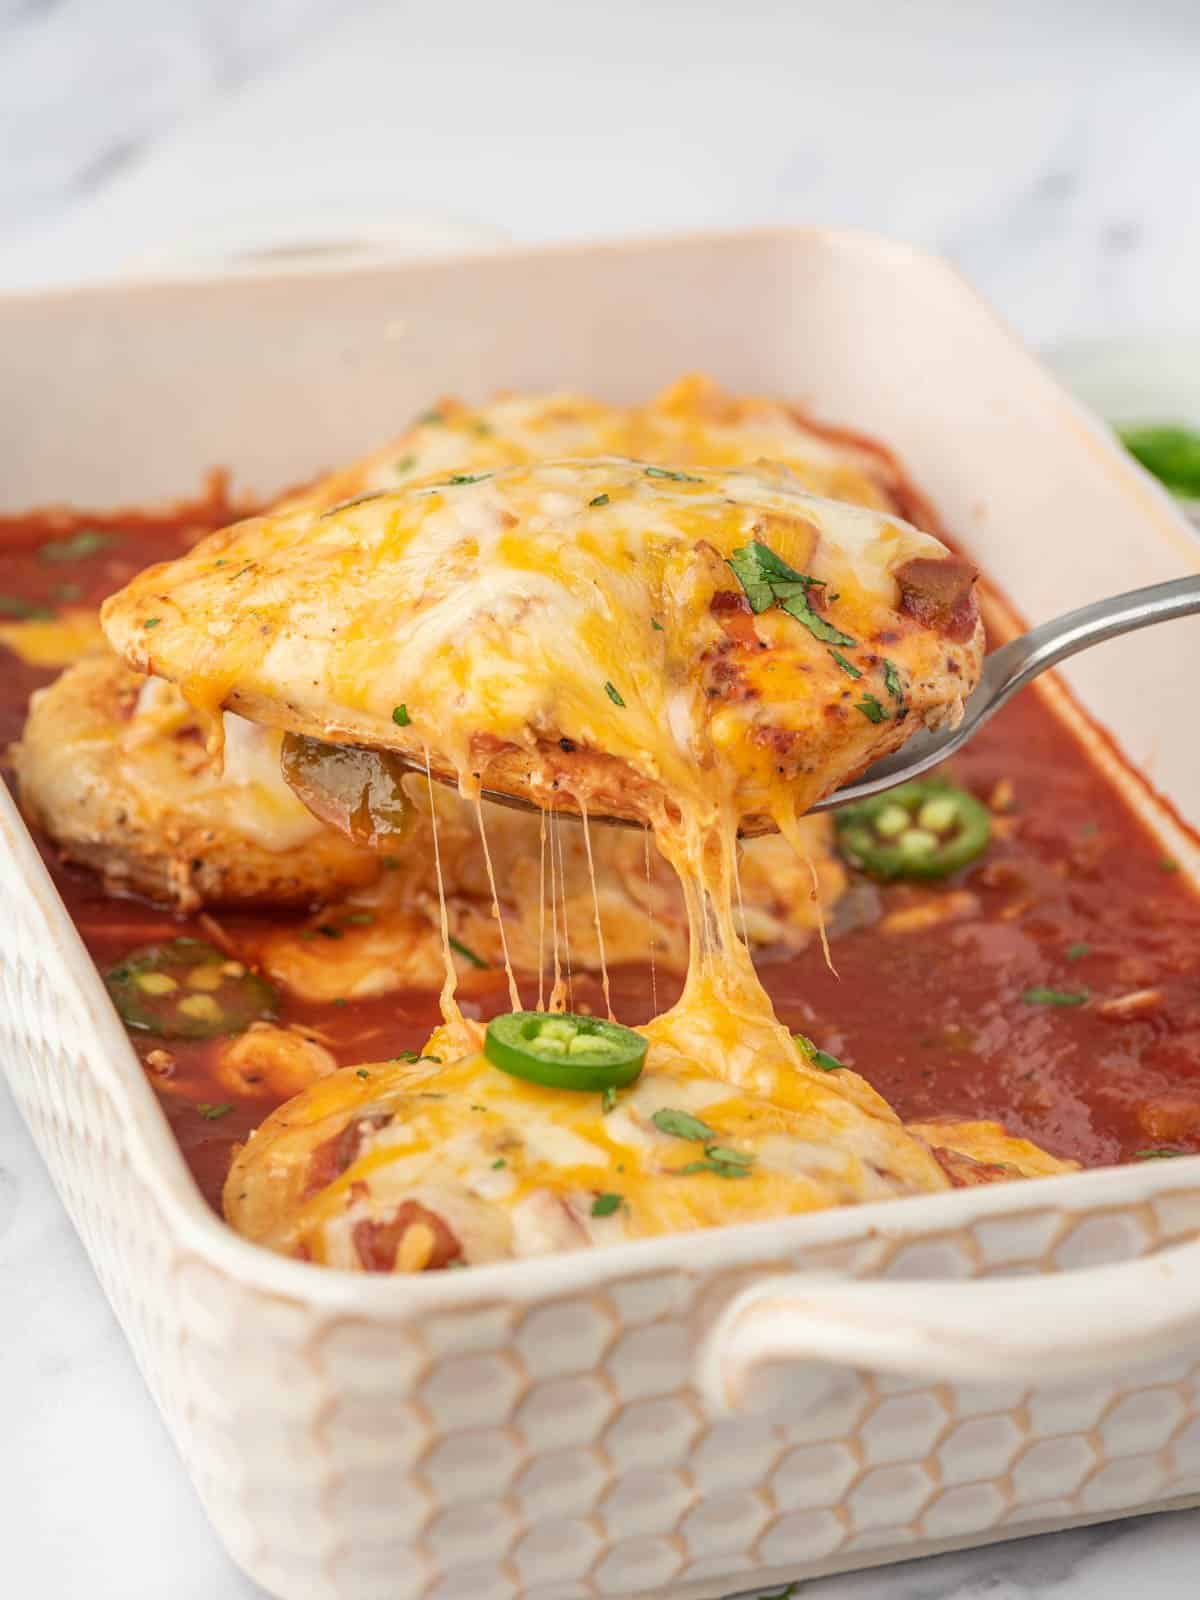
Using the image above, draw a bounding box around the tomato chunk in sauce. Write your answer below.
[2,492,1198,1213]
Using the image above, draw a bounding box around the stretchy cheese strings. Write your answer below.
[423,747,464,1030]
[536,807,548,1012]
[579,800,614,1021]
[473,793,521,1012]
[553,813,574,1013]
[643,826,658,1017]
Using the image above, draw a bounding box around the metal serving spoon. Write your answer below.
[387,575,1200,827]
[809,572,1200,813]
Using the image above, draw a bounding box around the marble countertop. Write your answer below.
[1,2,1198,1596]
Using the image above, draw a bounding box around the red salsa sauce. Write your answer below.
[2,495,1199,1213]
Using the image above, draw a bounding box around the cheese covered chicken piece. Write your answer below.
[102,459,981,836]
[13,653,378,910]
[225,1035,1074,1270]
[282,373,912,519]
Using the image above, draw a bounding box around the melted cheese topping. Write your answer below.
[0,607,106,667]
[281,373,906,518]
[101,459,978,831]
[225,1042,955,1266]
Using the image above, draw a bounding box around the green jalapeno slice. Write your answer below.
[105,938,278,1039]
[280,733,416,850]
[484,1011,647,1091]
[835,779,991,880]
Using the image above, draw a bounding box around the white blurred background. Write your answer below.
[2,0,1199,349]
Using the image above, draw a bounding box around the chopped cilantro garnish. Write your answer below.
[794,1033,843,1071]
[677,1158,752,1179]
[601,1085,617,1113]
[356,1069,370,1080]
[591,1192,622,1216]
[393,454,416,476]
[143,617,161,629]
[449,935,487,969]
[652,1107,717,1141]
[444,472,490,485]
[644,466,701,482]
[604,681,626,708]
[315,924,342,940]
[589,493,610,507]
[393,1050,442,1064]
[703,1143,754,1167]
[1065,942,1092,961]
[883,660,904,701]
[39,529,117,563]
[726,540,854,644]
[492,1157,507,1169]
[727,540,821,613]
[471,420,493,436]
[1134,1148,1188,1160]
[828,648,862,679]
[197,1102,232,1120]
[417,408,445,425]
[343,912,374,926]
[855,694,888,724]
[650,618,664,631]
[778,586,856,646]
[392,704,411,727]
[1161,857,1180,874]
[1022,987,1089,1007]
[319,491,385,519]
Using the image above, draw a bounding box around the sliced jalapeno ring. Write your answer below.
[280,733,416,850]
[105,938,277,1039]
[484,1011,647,1091]
[834,779,991,880]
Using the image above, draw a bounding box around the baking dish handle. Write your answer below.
[700,1235,1200,1413]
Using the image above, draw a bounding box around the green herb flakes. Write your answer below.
[589,493,610,507]
[601,1086,617,1113]
[356,1069,370,1080]
[777,586,855,646]
[794,1033,843,1071]
[1022,987,1090,1008]
[591,1192,622,1216]
[39,529,118,563]
[677,1158,752,1179]
[604,680,626,708]
[652,1107,717,1142]
[1065,942,1092,961]
[644,466,701,482]
[143,617,161,629]
[392,454,416,476]
[828,648,862,679]
[883,660,904,701]
[449,935,488,969]
[392,704,411,727]
[855,694,888,724]
[1134,1148,1188,1160]
[197,1102,233,1121]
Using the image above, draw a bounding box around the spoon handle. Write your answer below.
[975,573,1200,724]
[811,573,1200,812]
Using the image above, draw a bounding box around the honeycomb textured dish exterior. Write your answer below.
[2,780,1200,1600]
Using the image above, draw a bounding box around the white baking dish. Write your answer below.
[3,228,1200,1600]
